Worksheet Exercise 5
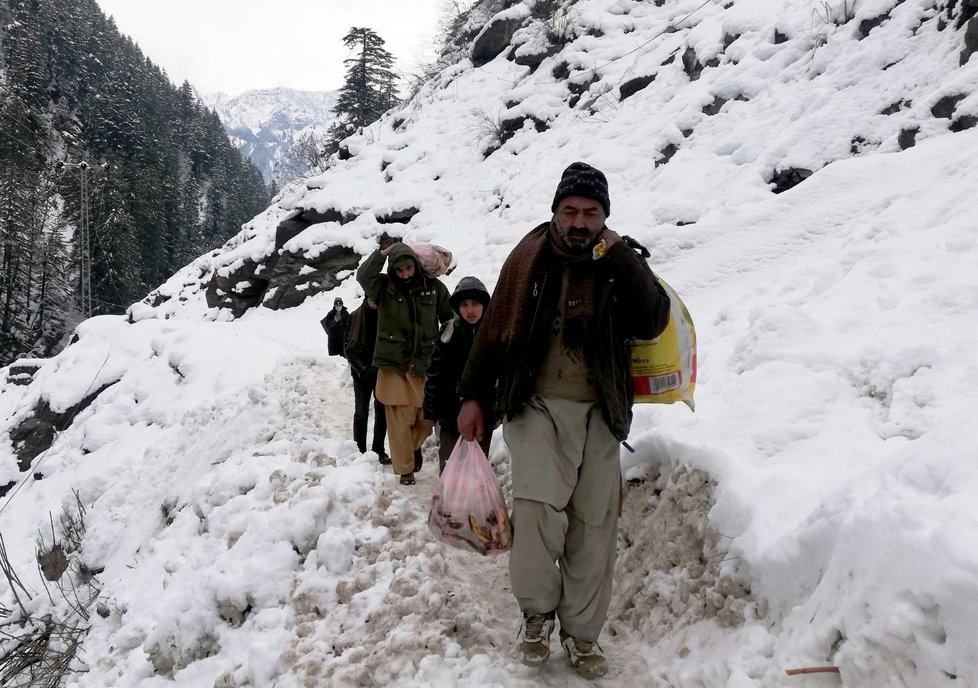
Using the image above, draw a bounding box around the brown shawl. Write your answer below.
[482,221,599,353]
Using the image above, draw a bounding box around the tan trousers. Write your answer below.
[504,396,622,642]
[376,368,431,475]
[385,405,433,475]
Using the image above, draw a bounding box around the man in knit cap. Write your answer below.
[457,162,671,678]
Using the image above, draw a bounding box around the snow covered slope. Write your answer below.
[2,1,977,686]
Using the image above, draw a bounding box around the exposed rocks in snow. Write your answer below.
[376,207,421,224]
[619,74,656,102]
[654,143,679,168]
[930,93,966,118]
[5,379,119,492]
[499,113,549,145]
[510,43,559,70]
[880,98,912,115]
[950,113,978,130]
[769,167,815,194]
[275,208,356,250]
[850,135,875,154]
[567,74,599,107]
[472,14,526,67]
[5,358,41,387]
[963,15,978,64]
[898,125,920,149]
[682,46,704,81]
[701,95,728,116]
[261,245,361,311]
[858,12,891,39]
[205,258,267,316]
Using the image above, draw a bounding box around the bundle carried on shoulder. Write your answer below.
[630,275,697,411]
[404,241,453,278]
[429,439,512,556]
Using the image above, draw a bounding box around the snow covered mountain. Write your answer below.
[2,1,978,687]
[201,87,339,187]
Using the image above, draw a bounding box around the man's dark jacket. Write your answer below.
[321,307,350,356]
[344,303,379,378]
[356,243,453,376]
[458,226,670,440]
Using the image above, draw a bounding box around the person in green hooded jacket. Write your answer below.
[357,238,453,485]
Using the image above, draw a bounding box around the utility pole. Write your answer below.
[60,160,94,318]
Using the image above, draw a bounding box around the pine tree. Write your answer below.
[329,27,399,151]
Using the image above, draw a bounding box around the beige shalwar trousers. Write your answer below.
[503,395,622,642]
[375,367,433,476]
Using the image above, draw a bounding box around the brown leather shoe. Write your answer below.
[399,473,415,485]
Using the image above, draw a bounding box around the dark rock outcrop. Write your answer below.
[931,94,965,118]
[205,258,268,317]
[880,99,911,115]
[472,15,525,67]
[511,44,559,70]
[376,207,420,224]
[769,167,814,194]
[261,245,360,311]
[655,143,679,168]
[702,95,728,116]
[620,74,656,102]
[6,359,41,386]
[950,114,978,131]
[567,75,599,108]
[499,114,549,146]
[858,13,889,38]
[682,47,704,81]
[963,16,978,65]
[898,126,919,150]
[4,380,119,495]
[275,208,355,250]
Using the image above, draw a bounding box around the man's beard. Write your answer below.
[561,227,599,254]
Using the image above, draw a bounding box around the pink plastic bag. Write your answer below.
[428,439,512,555]
[404,241,453,278]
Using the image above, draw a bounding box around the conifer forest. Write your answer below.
[0,0,271,365]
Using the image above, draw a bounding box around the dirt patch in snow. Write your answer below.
[608,463,759,643]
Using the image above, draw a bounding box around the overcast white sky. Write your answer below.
[93,0,447,96]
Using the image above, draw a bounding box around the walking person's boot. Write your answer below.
[517,610,555,666]
[559,629,608,679]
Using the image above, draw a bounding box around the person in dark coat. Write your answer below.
[344,297,389,464]
[457,162,671,678]
[423,276,494,474]
[321,297,350,356]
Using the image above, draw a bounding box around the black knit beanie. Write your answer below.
[551,162,611,217]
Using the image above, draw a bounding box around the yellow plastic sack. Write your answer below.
[630,276,696,411]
